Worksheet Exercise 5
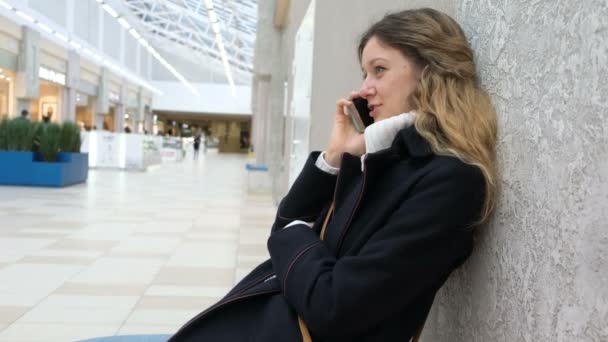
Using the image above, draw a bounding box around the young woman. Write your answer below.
[168,8,497,341]
[80,8,496,342]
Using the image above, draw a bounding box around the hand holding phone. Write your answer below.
[346,97,373,133]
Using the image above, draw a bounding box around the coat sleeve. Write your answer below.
[267,162,485,340]
[270,151,338,233]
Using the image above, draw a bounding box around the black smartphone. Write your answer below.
[347,97,373,133]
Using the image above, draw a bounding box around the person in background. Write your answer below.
[193,134,201,160]
[42,106,53,123]
[20,109,29,120]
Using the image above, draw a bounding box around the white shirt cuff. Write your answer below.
[315,151,340,175]
[283,220,315,229]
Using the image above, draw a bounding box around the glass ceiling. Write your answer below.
[122,0,257,82]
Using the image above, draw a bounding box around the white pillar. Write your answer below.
[15,27,40,107]
[252,74,271,165]
[63,50,80,122]
[95,68,109,129]
[136,88,144,133]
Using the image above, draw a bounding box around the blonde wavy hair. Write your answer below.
[358,8,498,223]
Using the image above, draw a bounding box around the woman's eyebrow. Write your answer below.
[365,57,389,65]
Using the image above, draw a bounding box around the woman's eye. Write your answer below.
[374,66,386,73]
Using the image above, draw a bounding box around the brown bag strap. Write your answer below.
[319,203,334,240]
[298,202,427,342]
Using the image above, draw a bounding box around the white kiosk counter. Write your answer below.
[81,132,164,171]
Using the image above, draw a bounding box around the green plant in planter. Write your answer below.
[26,122,42,152]
[39,123,61,162]
[0,116,8,150]
[6,118,40,151]
[59,121,81,153]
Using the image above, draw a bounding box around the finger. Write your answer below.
[337,99,353,108]
[348,91,361,100]
[336,99,353,116]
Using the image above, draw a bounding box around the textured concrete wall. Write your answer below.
[423,0,608,341]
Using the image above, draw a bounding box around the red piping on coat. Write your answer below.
[171,272,277,339]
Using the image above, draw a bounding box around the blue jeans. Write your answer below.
[79,335,171,342]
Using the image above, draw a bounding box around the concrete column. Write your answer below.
[63,50,80,122]
[14,27,40,109]
[114,82,128,132]
[113,103,125,132]
[142,111,152,134]
[136,88,144,133]
[252,74,271,164]
[15,99,31,118]
[95,67,109,128]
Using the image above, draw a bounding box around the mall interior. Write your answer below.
[0,0,606,341]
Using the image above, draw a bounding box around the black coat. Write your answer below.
[170,126,485,341]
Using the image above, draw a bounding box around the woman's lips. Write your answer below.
[369,105,380,117]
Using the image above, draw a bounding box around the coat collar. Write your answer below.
[389,126,434,158]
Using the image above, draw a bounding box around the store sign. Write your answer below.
[109,92,120,103]
[39,66,66,85]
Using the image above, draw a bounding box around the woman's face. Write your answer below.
[359,36,423,122]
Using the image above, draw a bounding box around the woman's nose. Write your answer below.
[359,84,376,98]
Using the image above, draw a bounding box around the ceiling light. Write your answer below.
[36,22,54,34]
[69,41,81,50]
[0,0,13,10]
[212,23,220,34]
[6,77,11,81]
[204,0,214,10]
[118,17,130,30]
[208,10,217,23]
[16,10,35,23]
[102,4,118,18]
[0,75,5,79]
[129,28,141,40]
[54,32,68,42]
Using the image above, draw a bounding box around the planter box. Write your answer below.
[0,151,89,187]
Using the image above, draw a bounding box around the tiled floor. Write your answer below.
[0,151,277,341]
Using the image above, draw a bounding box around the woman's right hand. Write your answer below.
[324,92,366,168]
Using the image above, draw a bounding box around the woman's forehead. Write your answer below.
[361,38,403,65]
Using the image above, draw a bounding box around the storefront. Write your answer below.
[77,61,100,130]
[104,79,122,132]
[103,91,120,132]
[75,91,96,130]
[0,68,15,117]
[125,87,138,133]
[0,17,20,118]
[34,67,65,123]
